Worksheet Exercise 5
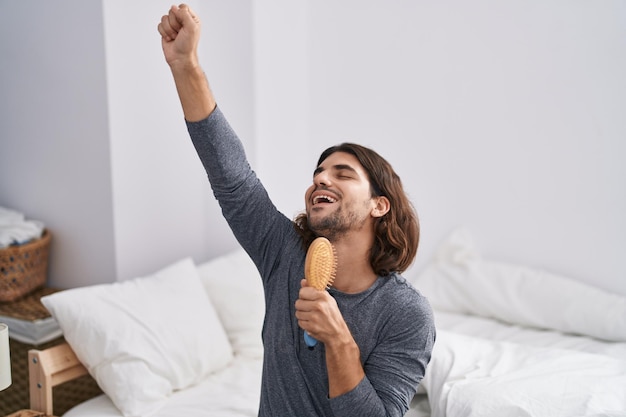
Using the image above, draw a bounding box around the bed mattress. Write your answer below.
[63,309,626,417]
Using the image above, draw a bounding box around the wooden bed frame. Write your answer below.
[28,343,88,415]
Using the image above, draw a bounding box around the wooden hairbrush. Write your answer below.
[303,237,337,348]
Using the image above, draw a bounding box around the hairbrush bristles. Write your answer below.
[305,237,337,291]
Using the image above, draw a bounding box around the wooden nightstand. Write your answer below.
[0,288,63,416]
[5,410,56,417]
[0,288,101,416]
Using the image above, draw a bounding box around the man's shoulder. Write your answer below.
[384,272,424,299]
[382,273,434,316]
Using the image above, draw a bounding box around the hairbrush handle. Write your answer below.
[304,330,318,349]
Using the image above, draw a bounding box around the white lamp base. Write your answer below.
[0,323,11,391]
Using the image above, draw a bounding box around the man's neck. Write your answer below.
[331,235,378,294]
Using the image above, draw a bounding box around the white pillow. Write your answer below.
[197,249,265,358]
[413,228,626,342]
[42,258,233,417]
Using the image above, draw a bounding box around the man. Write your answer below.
[158,5,435,416]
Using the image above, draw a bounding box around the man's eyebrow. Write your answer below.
[333,164,358,173]
[313,164,359,177]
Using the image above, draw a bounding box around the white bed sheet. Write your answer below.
[425,331,626,417]
[64,357,263,417]
[420,310,626,417]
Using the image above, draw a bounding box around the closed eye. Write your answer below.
[334,165,358,179]
[313,163,361,184]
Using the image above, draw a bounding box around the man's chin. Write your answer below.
[308,218,330,235]
[308,220,342,239]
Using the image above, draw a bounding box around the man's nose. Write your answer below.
[314,171,331,188]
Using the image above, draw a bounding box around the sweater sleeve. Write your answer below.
[329,288,436,417]
[185,107,296,274]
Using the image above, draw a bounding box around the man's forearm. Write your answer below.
[325,336,365,398]
[170,61,216,122]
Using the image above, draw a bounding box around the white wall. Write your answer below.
[101,0,254,281]
[0,1,253,287]
[254,0,626,295]
[1,1,624,296]
[252,0,312,219]
[0,0,117,287]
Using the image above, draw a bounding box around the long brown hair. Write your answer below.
[294,143,419,275]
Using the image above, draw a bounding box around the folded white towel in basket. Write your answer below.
[0,206,45,248]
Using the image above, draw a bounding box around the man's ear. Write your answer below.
[371,196,390,218]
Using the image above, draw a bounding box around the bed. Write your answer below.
[30,228,626,417]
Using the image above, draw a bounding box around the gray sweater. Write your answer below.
[186,107,435,417]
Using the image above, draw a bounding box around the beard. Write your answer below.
[308,201,369,240]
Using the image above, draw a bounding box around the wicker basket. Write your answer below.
[0,230,50,302]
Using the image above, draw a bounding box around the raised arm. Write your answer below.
[157,4,215,122]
